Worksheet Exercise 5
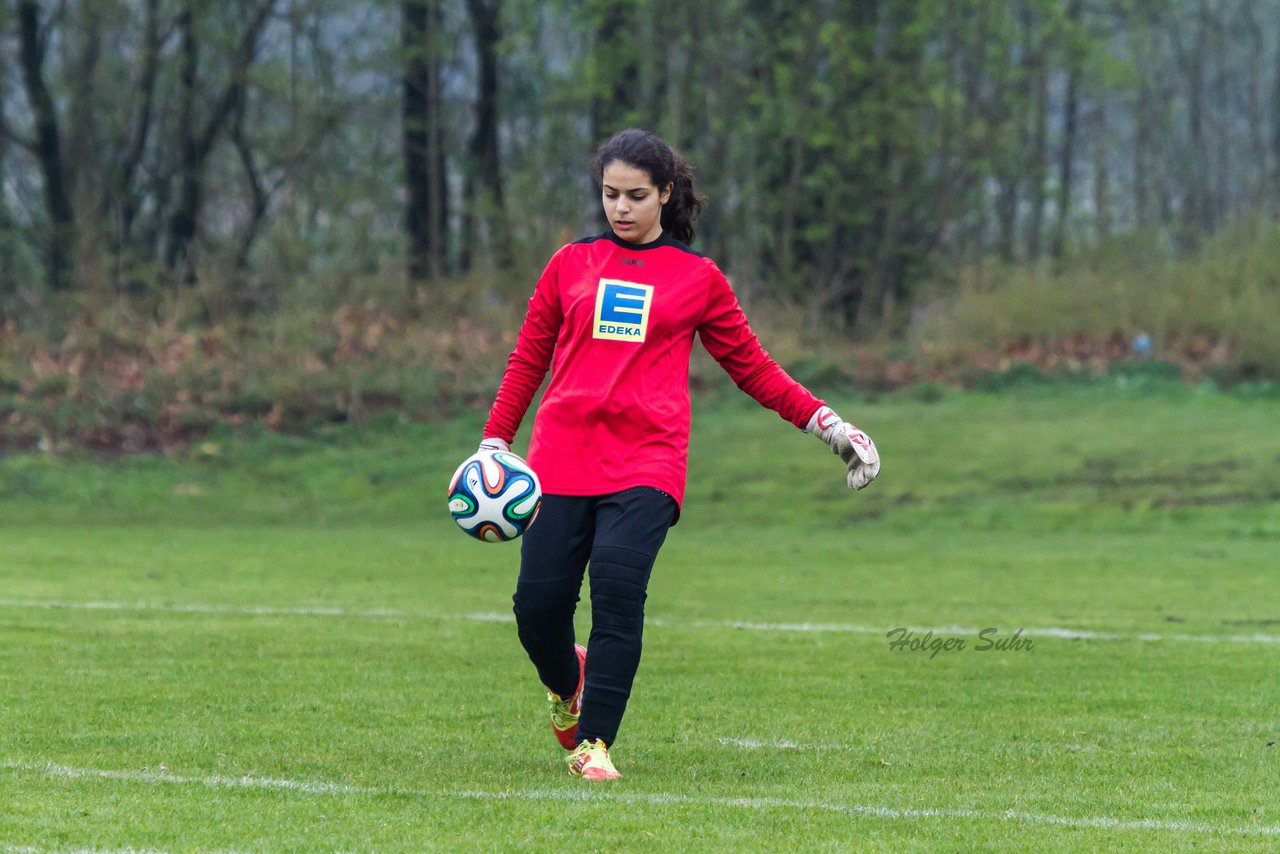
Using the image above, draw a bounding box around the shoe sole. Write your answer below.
[571,767,621,781]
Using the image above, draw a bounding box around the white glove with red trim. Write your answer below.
[478,437,510,453]
[807,405,880,491]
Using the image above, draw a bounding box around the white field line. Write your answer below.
[3,597,1280,645]
[0,759,380,796]
[0,597,405,620]
[465,789,1280,837]
[488,611,1280,645]
[3,758,1279,838]
[3,850,169,854]
[716,737,855,751]
[7,851,170,854]
[706,619,1280,645]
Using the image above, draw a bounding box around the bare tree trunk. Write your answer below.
[931,1,961,253]
[1026,32,1049,260]
[1133,77,1152,230]
[403,0,450,281]
[230,105,270,278]
[1272,8,1280,216]
[1240,0,1268,213]
[590,2,639,141]
[856,0,923,335]
[166,0,277,281]
[995,17,1026,264]
[168,4,199,277]
[17,0,74,292]
[114,0,162,263]
[1051,0,1082,260]
[67,2,102,227]
[958,2,991,261]
[462,0,510,272]
[1093,101,1110,243]
[0,44,13,301]
[779,8,820,282]
[1174,1,1211,243]
[662,1,697,152]
[1210,0,1230,228]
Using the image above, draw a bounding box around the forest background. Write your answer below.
[2,0,1279,452]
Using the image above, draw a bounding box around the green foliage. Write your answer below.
[8,217,1280,456]
[3,0,1278,315]
[912,220,1280,381]
[894,380,951,403]
[8,0,1280,450]
[971,361,1050,391]
[0,273,526,452]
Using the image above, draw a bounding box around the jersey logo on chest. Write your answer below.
[592,279,653,342]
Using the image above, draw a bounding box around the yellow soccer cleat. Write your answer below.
[549,644,588,749]
[567,738,621,781]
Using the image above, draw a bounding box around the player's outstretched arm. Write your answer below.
[806,405,880,491]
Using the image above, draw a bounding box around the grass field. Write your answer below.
[2,379,1279,851]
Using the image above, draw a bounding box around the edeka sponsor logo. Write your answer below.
[593,279,653,342]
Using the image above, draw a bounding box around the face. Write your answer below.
[601,161,672,244]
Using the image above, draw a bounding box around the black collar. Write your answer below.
[603,229,675,251]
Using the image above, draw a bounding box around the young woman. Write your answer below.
[478,128,879,780]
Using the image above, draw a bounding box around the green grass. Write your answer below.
[2,383,1279,851]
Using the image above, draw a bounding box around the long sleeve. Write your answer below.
[696,263,824,429]
[482,248,565,443]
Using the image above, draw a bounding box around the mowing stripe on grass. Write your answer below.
[3,758,1278,838]
[4,597,1280,645]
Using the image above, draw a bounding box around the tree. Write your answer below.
[108,0,163,277]
[1024,4,1051,259]
[403,0,450,281]
[588,0,641,141]
[2,0,1280,314]
[0,3,14,300]
[1051,0,1083,259]
[166,0,278,282]
[15,0,74,292]
[461,0,510,272]
[1272,6,1280,216]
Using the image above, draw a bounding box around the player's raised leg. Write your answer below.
[548,643,587,748]
[512,494,595,745]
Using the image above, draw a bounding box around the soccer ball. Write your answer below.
[447,449,542,542]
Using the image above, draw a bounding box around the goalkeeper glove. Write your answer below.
[478,437,510,453]
[806,405,880,491]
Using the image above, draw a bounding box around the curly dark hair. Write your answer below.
[592,128,706,245]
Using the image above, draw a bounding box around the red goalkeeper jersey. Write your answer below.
[483,231,824,510]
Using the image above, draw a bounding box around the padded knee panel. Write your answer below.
[512,578,580,627]
[588,545,653,628]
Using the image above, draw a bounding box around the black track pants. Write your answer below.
[512,487,677,747]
